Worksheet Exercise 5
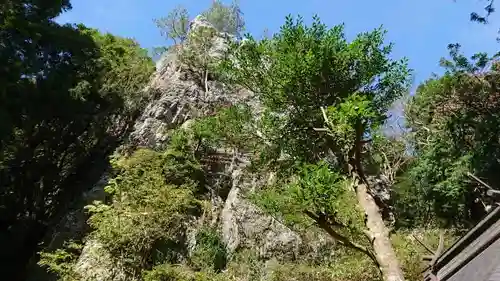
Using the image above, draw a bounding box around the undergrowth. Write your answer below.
[37,105,462,281]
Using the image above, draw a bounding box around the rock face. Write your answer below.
[130,15,255,148]
[71,16,247,281]
[222,167,302,260]
[367,175,395,224]
[52,14,305,281]
[74,240,130,281]
[46,175,108,251]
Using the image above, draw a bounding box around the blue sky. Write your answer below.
[56,0,499,89]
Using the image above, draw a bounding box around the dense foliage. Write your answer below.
[38,103,253,279]
[82,27,155,114]
[0,0,154,278]
[220,16,410,165]
[218,15,412,281]
[87,148,202,271]
[5,1,500,281]
[469,0,495,23]
[201,0,245,38]
[403,44,500,226]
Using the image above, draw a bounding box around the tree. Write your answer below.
[202,0,245,38]
[366,134,410,185]
[153,1,245,67]
[45,105,250,279]
[80,26,155,114]
[0,2,105,277]
[86,148,203,272]
[0,1,153,278]
[154,5,190,45]
[404,44,500,225]
[179,22,219,93]
[469,0,495,23]
[220,15,412,281]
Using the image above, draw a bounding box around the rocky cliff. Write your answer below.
[36,15,330,281]
[130,15,257,148]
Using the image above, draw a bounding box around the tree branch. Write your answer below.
[430,231,445,268]
[467,172,493,190]
[204,69,209,94]
[412,234,435,255]
[351,119,368,184]
[304,210,379,266]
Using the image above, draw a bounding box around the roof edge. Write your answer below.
[434,204,500,271]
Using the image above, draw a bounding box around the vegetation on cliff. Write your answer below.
[2,0,499,281]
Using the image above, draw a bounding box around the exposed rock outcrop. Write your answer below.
[222,167,302,260]
[72,16,246,280]
[26,175,110,281]
[41,14,307,281]
[367,175,395,224]
[130,15,255,148]
[47,175,108,252]
[74,240,130,281]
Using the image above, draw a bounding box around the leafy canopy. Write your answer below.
[405,44,500,225]
[87,146,203,270]
[220,15,411,165]
[153,0,245,58]
[219,15,411,265]
[81,26,155,113]
[254,161,365,237]
[0,1,154,277]
[154,5,190,45]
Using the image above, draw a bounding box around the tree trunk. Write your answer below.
[356,182,405,281]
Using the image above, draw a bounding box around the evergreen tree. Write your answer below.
[220,15,412,281]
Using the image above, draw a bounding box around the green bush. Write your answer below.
[251,161,367,248]
[86,148,203,269]
[80,104,255,276]
[326,250,379,281]
[38,241,83,281]
[269,264,335,281]
[224,248,378,281]
[269,264,349,281]
[224,249,266,281]
[264,250,379,281]
[190,227,227,272]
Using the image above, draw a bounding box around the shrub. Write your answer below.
[86,148,203,269]
[224,249,266,281]
[391,229,460,281]
[190,227,227,272]
[265,250,379,281]
[38,241,83,281]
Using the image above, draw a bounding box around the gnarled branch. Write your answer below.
[304,210,378,266]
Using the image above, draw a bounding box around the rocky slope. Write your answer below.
[130,15,258,148]
[35,15,331,281]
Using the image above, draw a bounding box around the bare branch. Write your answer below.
[304,210,379,266]
[204,69,209,94]
[412,234,435,255]
[467,172,494,190]
[430,231,445,268]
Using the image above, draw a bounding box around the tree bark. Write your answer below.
[356,182,405,281]
[318,110,405,281]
